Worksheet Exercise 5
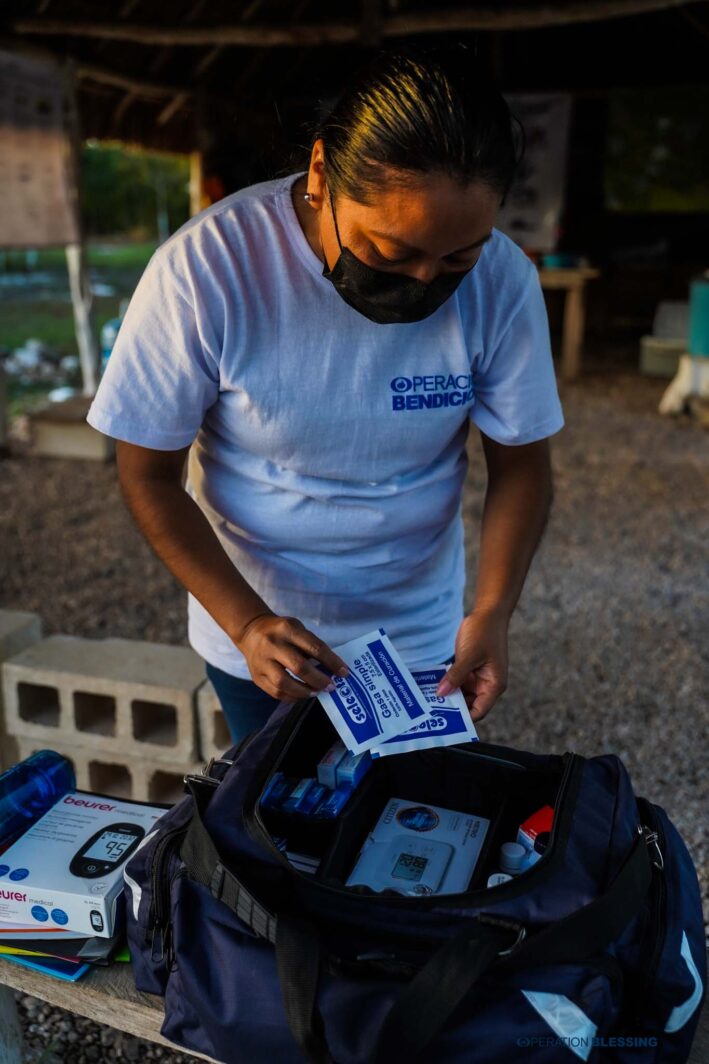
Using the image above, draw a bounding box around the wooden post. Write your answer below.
[560,283,586,382]
[65,243,99,395]
[63,58,100,396]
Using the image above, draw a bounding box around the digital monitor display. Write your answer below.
[391,852,428,882]
[83,831,134,863]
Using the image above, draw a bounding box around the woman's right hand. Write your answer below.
[233,612,350,701]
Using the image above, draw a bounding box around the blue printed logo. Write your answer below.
[0,865,9,878]
[329,672,382,743]
[51,908,69,925]
[31,905,49,922]
[389,373,474,412]
[9,868,29,881]
[396,806,440,832]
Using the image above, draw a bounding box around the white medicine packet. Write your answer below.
[370,667,478,757]
[316,628,433,754]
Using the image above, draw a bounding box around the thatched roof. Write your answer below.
[2,0,707,157]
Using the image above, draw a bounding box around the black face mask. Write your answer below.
[321,188,475,325]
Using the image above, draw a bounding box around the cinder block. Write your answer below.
[28,396,114,461]
[14,737,201,807]
[3,635,204,763]
[0,610,43,770]
[640,336,685,379]
[143,764,199,806]
[197,679,234,762]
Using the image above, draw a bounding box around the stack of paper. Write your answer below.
[316,628,478,757]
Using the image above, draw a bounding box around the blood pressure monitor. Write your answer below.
[347,835,454,896]
[69,822,145,879]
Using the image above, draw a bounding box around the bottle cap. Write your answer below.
[487,871,513,888]
[499,842,527,875]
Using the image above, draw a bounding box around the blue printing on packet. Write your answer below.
[325,635,427,746]
[367,637,427,721]
[326,670,384,744]
[370,667,478,757]
[376,708,471,746]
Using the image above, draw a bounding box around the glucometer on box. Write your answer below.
[69,823,145,879]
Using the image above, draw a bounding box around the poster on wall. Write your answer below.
[0,49,79,248]
[496,93,572,254]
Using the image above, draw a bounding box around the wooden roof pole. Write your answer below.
[156,0,269,127]
[12,1,707,45]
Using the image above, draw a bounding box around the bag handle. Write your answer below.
[180,779,278,943]
[181,779,333,1061]
[276,915,335,1064]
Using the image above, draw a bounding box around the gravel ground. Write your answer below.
[1,366,707,1061]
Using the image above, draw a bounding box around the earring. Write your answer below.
[303,192,314,202]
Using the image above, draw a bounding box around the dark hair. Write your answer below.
[311,42,524,207]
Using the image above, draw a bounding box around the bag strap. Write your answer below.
[372,918,518,1063]
[276,915,334,1064]
[180,778,278,944]
[497,825,654,969]
[372,828,653,1062]
[181,779,333,1061]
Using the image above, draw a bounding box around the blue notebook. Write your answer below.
[0,951,90,982]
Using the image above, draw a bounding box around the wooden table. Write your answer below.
[538,266,600,382]
[0,957,216,1063]
[0,952,707,1062]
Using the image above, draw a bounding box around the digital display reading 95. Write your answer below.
[69,822,145,879]
[83,831,135,862]
[391,852,428,882]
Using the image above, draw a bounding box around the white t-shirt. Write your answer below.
[87,171,564,679]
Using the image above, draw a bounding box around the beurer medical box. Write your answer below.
[0,791,166,937]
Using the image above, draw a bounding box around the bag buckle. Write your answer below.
[498,925,527,956]
[478,913,527,956]
[183,757,235,791]
[183,772,219,790]
[207,757,234,771]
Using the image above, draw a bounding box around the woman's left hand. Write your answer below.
[436,608,509,722]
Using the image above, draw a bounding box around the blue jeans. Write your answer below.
[205,653,456,745]
[205,661,282,744]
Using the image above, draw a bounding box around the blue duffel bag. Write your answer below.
[123,694,706,1063]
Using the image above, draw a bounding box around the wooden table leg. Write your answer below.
[0,984,24,1064]
[560,283,586,382]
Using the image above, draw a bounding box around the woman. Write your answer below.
[87,43,564,743]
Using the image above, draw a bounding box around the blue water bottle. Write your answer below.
[0,750,75,850]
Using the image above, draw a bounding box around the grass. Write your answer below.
[0,297,124,356]
[0,241,158,271]
[1,240,158,415]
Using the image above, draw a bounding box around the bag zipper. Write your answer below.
[625,797,667,1024]
[148,826,188,964]
[147,727,263,966]
[243,699,581,909]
